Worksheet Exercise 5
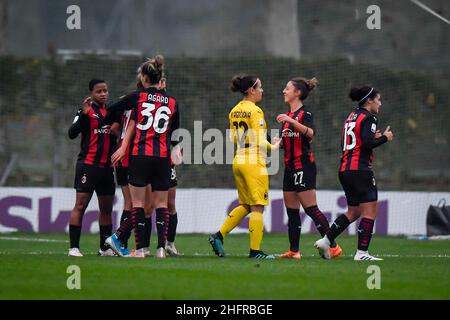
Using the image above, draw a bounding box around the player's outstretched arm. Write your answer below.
[276,113,314,140]
[111,119,135,165]
[104,92,137,125]
[110,122,121,137]
[251,111,280,151]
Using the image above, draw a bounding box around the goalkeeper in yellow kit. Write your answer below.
[209,75,280,259]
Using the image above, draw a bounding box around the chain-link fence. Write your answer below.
[0,0,449,191]
[0,54,449,191]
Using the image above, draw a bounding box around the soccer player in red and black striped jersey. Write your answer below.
[161,77,182,256]
[133,76,182,257]
[104,55,180,258]
[67,79,117,257]
[274,77,342,259]
[110,75,143,256]
[315,85,393,261]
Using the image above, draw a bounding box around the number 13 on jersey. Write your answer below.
[343,122,356,151]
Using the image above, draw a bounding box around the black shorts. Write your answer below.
[115,166,129,187]
[74,162,115,196]
[128,155,171,191]
[283,163,317,192]
[339,170,378,206]
[169,165,178,189]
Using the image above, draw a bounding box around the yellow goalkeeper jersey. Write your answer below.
[229,100,272,165]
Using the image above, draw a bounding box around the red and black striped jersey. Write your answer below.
[281,106,315,170]
[106,88,180,158]
[339,107,388,172]
[68,102,116,168]
[114,108,134,167]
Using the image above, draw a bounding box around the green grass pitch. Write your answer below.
[0,232,449,299]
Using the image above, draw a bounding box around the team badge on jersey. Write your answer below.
[371,123,377,133]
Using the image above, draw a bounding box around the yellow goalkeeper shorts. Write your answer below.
[232,160,269,206]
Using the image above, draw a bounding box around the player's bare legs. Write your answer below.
[344,205,362,222]
[70,192,93,225]
[122,186,132,212]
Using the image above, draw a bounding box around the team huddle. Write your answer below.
[68,55,180,258]
[67,54,394,261]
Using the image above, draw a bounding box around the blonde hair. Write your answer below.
[140,54,164,84]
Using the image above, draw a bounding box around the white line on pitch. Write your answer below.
[0,236,69,243]
[193,253,450,258]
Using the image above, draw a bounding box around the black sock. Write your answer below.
[118,210,131,248]
[143,217,152,248]
[167,213,178,243]
[304,205,336,248]
[215,231,224,242]
[156,208,169,249]
[131,207,146,250]
[99,224,112,251]
[357,217,375,251]
[117,209,134,243]
[286,208,301,252]
[326,214,351,243]
[165,209,170,242]
[69,224,82,249]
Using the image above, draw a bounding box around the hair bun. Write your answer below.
[348,85,378,104]
[230,74,258,94]
[153,54,164,70]
[306,77,318,90]
[230,75,243,92]
[140,54,165,84]
[349,87,362,102]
